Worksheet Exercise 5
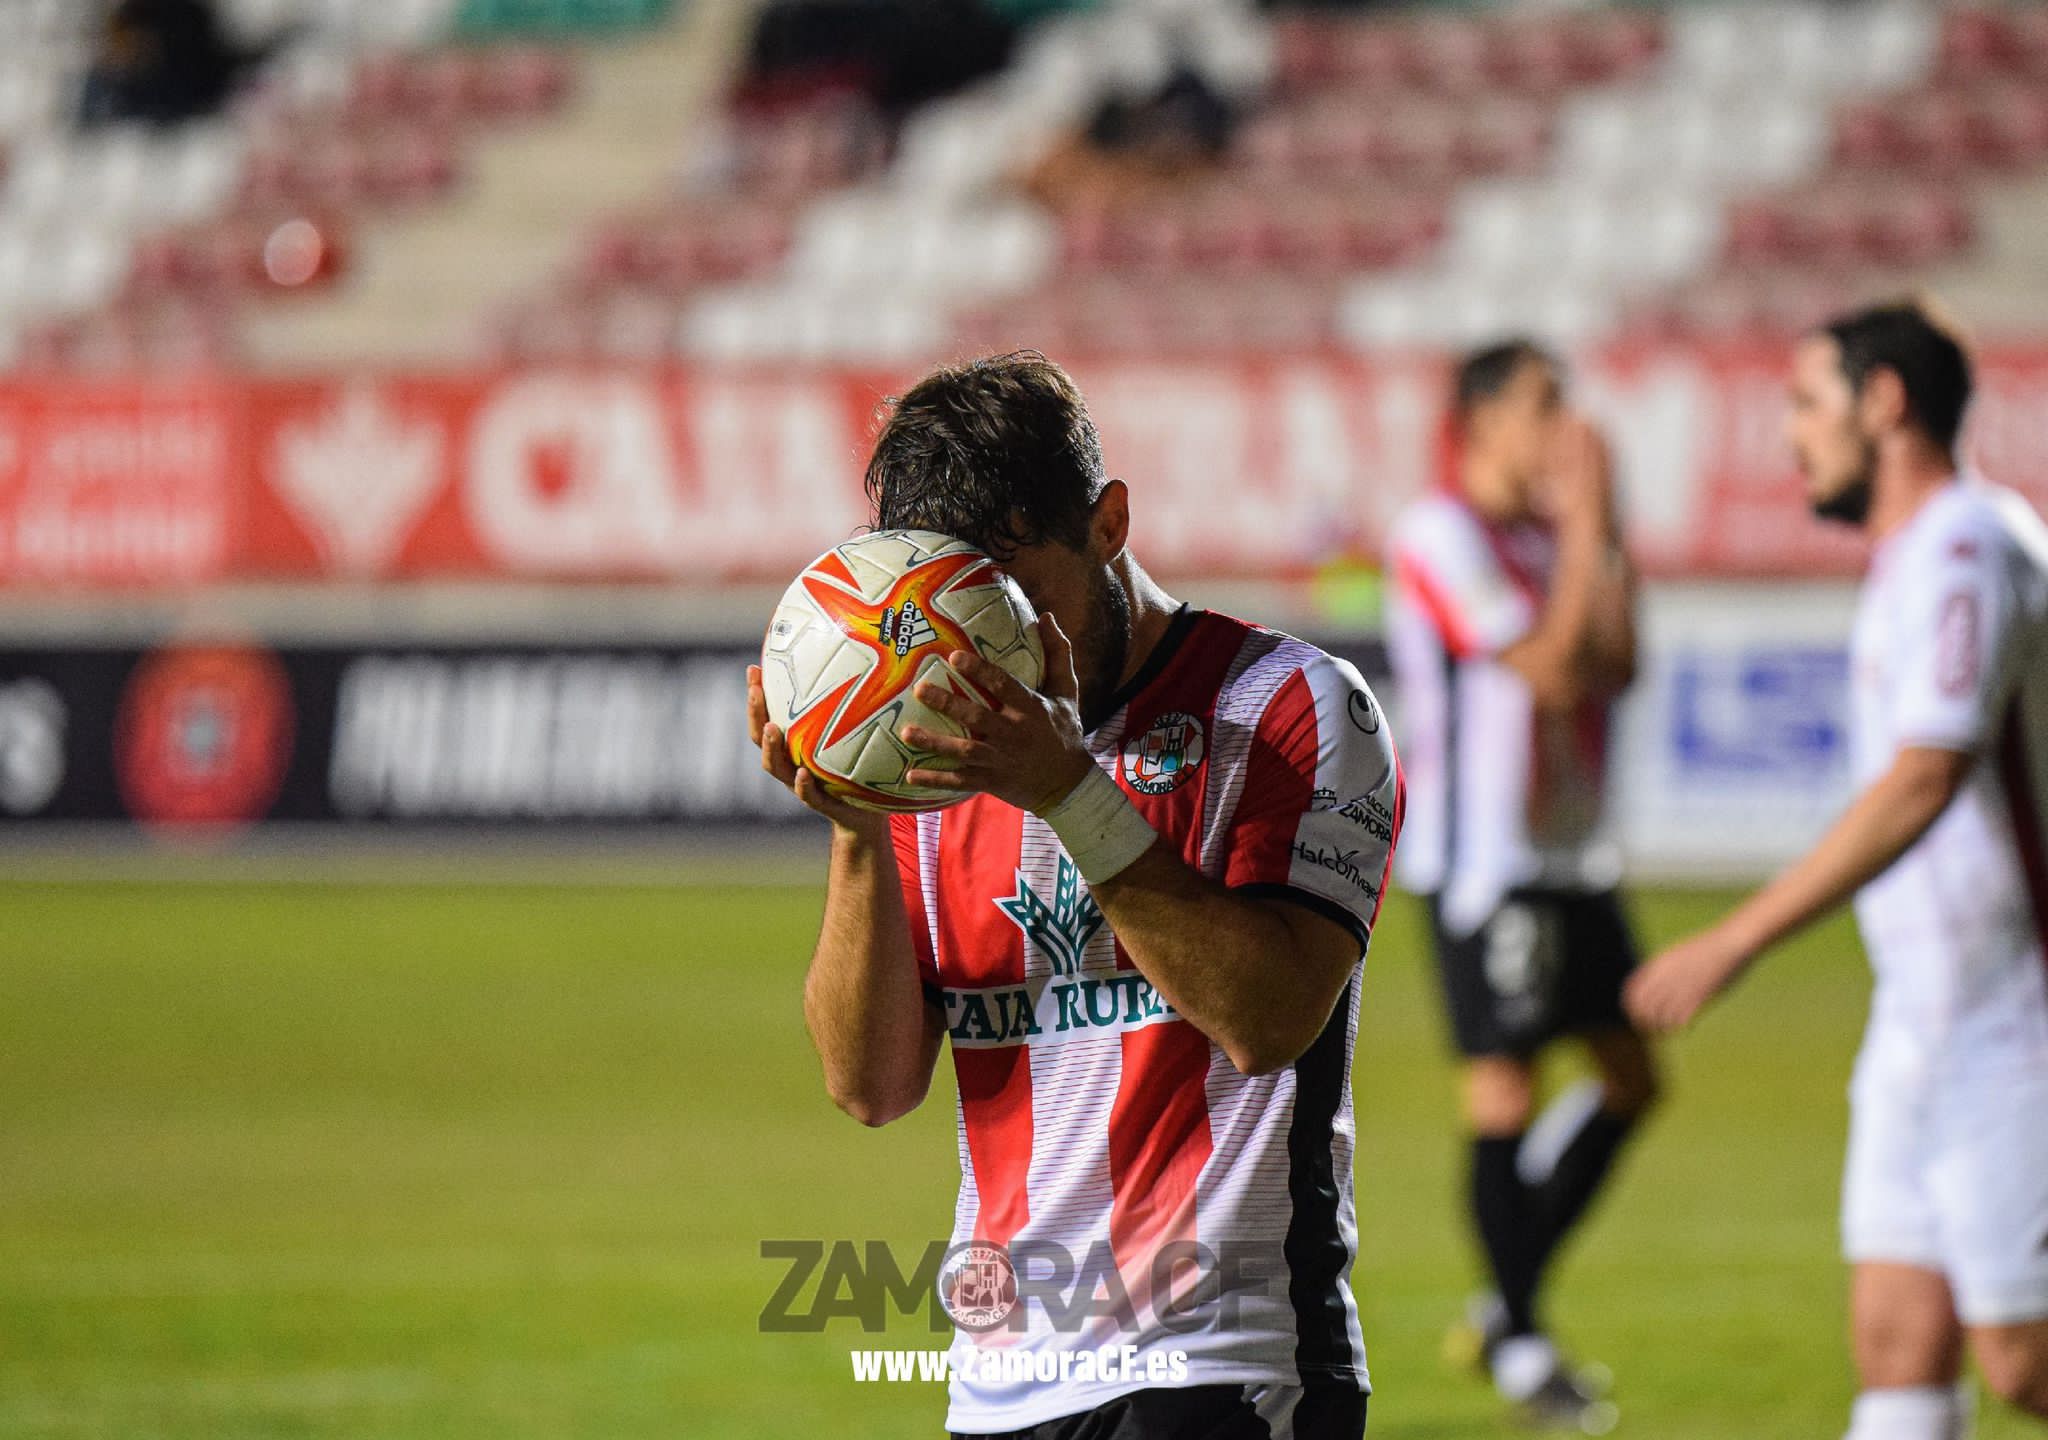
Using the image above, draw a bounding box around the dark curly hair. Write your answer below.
[863,351,1107,561]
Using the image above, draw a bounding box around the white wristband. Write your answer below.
[1038,764,1157,885]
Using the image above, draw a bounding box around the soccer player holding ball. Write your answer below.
[747,353,1403,1440]
[1383,342,1654,1431]
[1630,303,2048,1437]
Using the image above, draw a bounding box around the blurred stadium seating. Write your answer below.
[8,0,2048,371]
[0,0,659,370]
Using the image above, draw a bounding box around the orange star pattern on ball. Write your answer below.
[782,547,1004,800]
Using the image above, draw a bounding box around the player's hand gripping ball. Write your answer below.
[760,530,1044,813]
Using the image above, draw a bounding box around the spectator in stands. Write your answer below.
[743,0,1018,116]
[77,0,260,129]
[1025,59,1240,211]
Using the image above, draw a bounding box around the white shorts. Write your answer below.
[1842,1041,2048,1326]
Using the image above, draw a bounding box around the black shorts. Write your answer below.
[951,1382,1367,1440]
[1429,887,1640,1059]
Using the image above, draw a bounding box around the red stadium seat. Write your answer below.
[1456,98,1550,175]
[1483,17,1578,95]
[1576,12,1664,81]
[476,47,572,118]
[1402,17,1491,93]
[1268,17,1339,93]
[1988,85,2048,163]
[348,53,415,123]
[1724,201,1793,265]
[1331,23,1411,90]
[1895,93,1976,172]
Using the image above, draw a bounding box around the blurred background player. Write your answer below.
[1383,340,1656,1431]
[1631,301,2048,1438]
[747,353,1402,1440]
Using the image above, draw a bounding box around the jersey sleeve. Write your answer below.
[1222,652,1404,951]
[888,813,944,1005]
[1389,508,1535,660]
[1890,524,2021,755]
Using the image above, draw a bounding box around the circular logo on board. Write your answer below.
[939,1242,1018,1332]
[1121,711,1206,796]
[116,645,294,829]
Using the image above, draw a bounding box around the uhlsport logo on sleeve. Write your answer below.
[1121,712,1205,796]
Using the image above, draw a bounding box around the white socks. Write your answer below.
[1844,1386,1974,1440]
[1493,1334,1561,1402]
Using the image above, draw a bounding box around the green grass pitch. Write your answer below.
[0,878,2031,1439]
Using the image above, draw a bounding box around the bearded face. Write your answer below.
[1787,336,1880,528]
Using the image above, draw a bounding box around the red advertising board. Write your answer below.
[238,370,896,581]
[0,379,237,586]
[4,347,2045,588]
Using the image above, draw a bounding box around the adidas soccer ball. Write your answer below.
[760,530,1044,813]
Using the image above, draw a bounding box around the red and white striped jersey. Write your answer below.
[890,607,1403,1433]
[1384,491,1620,937]
[1849,474,2048,1058]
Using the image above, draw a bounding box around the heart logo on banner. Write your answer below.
[272,384,444,575]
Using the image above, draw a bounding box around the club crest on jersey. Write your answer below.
[1122,712,1206,796]
[996,854,1105,976]
[877,599,936,658]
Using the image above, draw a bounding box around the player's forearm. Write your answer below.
[802,827,936,1125]
[1718,750,1968,962]
[1092,845,1348,1076]
[1582,548,1639,691]
[1508,520,1607,710]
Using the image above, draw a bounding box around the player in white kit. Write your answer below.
[1629,302,2048,1436]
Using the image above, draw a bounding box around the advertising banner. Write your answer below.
[0,638,809,832]
[0,379,237,586]
[0,599,1858,884]
[1606,583,1860,878]
[5,347,2046,587]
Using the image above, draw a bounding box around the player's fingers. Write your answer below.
[1622,970,1661,1026]
[746,664,768,747]
[792,767,849,817]
[1629,974,1687,1034]
[898,724,994,767]
[1550,415,1598,478]
[1038,613,1080,704]
[914,679,995,734]
[760,723,801,787]
[902,766,979,793]
[949,650,1032,716]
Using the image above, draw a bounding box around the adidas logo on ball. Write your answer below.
[879,600,937,658]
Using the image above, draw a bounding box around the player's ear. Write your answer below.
[1859,365,1910,436]
[1091,479,1131,560]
